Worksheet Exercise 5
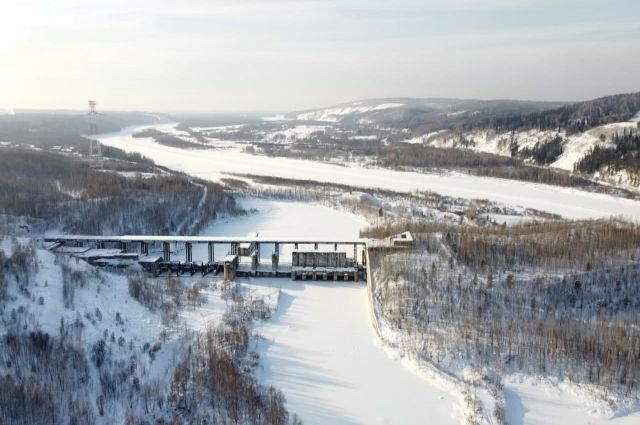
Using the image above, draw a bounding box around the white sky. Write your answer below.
[1,0,639,113]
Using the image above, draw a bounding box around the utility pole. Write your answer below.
[88,100,100,158]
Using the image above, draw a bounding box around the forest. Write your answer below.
[0,229,298,424]
[0,147,238,235]
[514,134,565,165]
[364,219,640,400]
[464,92,640,135]
[575,129,640,176]
[132,128,209,149]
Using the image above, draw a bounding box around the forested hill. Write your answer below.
[0,147,238,235]
[465,92,640,135]
[0,111,164,152]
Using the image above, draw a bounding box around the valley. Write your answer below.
[2,92,640,425]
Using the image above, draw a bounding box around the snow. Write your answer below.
[403,130,448,145]
[552,121,639,171]
[296,102,403,122]
[22,248,166,363]
[348,135,378,140]
[2,238,232,423]
[6,195,640,423]
[152,123,191,138]
[191,124,245,132]
[262,114,290,121]
[263,125,328,143]
[402,136,426,144]
[96,125,640,220]
[504,375,640,425]
[189,198,369,262]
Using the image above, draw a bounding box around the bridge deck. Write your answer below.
[44,235,369,245]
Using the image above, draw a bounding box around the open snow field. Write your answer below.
[96,124,640,220]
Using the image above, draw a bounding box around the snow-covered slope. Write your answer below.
[294,100,404,122]
[412,113,640,174]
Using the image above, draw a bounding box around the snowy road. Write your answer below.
[96,124,640,220]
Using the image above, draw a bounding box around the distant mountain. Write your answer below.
[287,97,566,130]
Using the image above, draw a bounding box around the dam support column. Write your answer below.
[163,242,171,261]
[208,242,214,263]
[185,242,192,263]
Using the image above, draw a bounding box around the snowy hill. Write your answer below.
[409,109,640,188]
[417,117,640,170]
[393,92,640,188]
[288,97,563,126]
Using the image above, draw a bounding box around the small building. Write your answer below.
[391,231,414,247]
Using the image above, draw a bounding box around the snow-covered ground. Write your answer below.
[263,125,329,143]
[96,124,640,220]
[504,375,640,425]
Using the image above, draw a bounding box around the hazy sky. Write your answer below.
[1,0,639,113]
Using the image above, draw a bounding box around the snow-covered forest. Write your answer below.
[0,239,295,424]
[0,148,238,235]
[364,219,640,422]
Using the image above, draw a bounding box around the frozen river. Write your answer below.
[196,199,463,424]
[96,123,640,220]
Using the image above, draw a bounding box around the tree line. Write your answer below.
[464,92,640,135]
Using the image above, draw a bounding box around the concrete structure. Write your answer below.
[44,232,412,281]
[292,250,349,268]
[223,255,239,280]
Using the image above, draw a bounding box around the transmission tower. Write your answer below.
[88,100,101,158]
